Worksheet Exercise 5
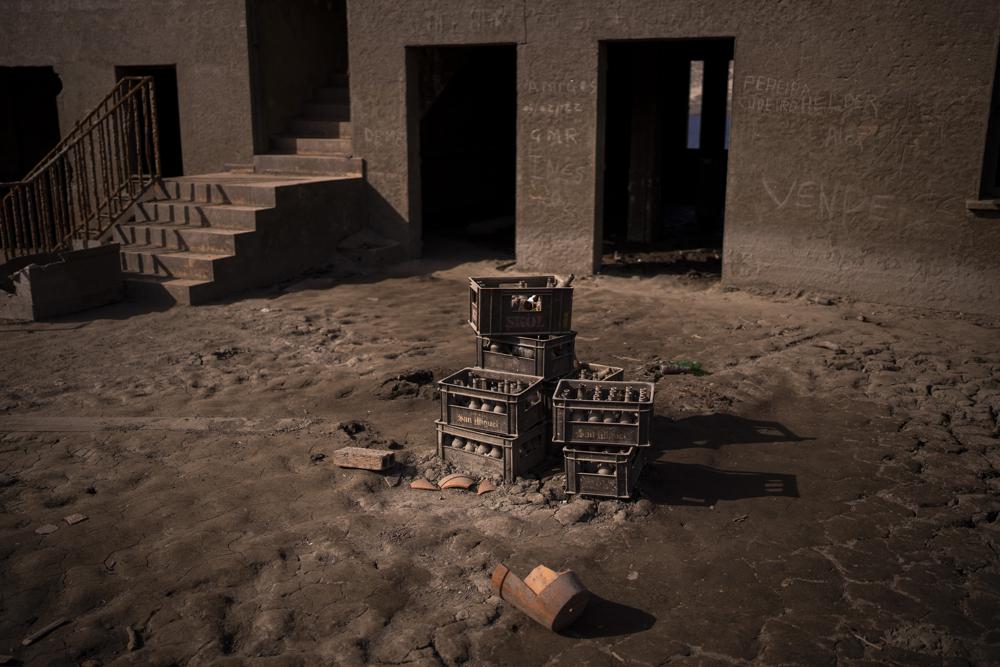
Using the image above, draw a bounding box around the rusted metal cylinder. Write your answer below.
[490,563,590,632]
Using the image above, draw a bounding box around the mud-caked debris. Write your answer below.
[332,446,394,471]
[125,625,143,651]
[433,622,470,665]
[554,499,595,525]
[376,369,435,400]
[211,346,241,360]
[21,617,69,646]
[439,473,476,490]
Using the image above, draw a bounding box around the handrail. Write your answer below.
[0,76,161,260]
[24,77,149,181]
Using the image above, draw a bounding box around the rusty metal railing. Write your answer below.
[0,76,161,261]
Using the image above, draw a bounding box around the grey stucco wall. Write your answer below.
[0,0,255,175]
[349,0,1000,315]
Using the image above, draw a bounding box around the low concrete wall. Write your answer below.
[0,244,123,320]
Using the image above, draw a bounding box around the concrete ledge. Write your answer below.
[0,244,124,320]
[966,199,1000,219]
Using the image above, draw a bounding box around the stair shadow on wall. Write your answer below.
[639,461,799,507]
[652,413,812,452]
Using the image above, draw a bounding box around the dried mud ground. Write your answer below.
[1,254,999,667]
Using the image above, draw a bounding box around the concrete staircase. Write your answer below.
[256,72,360,176]
[116,174,363,304]
[113,73,402,305]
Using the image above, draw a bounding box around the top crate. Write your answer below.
[468,276,573,336]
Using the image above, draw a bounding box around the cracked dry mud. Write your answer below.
[1,256,999,666]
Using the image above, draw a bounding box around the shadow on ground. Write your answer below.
[639,412,807,506]
[640,461,799,507]
[562,595,657,639]
[653,413,812,451]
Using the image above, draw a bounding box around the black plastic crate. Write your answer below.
[540,362,625,412]
[438,367,545,437]
[551,379,654,447]
[564,444,647,499]
[569,362,624,382]
[468,276,573,336]
[476,332,576,380]
[437,420,547,483]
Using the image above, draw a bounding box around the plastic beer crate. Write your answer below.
[476,332,576,380]
[551,379,654,447]
[438,367,545,437]
[540,362,625,412]
[564,444,647,499]
[437,420,547,483]
[468,276,573,336]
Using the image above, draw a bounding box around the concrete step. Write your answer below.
[137,201,272,230]
[158,179,277,207]
[124,274,218,306]
[115,221,252,254]
[303,101,350,120]
[315,86,349,103]
[270,135,351,155]
[253,154,362,176]
[120,246,230,281]
[288,118,352,138]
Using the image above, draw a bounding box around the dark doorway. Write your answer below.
[0,67,62,197]
[408,45,517,256]
[599,39,734,275]
[115,65,183,177]
[247,0,349,152]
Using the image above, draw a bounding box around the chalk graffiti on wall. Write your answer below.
[520,80,595,217]
[760,175,957,229]
[362,127,403,149]
[529,127,581,145]
[522,80,595,118]
[525,80,597,96]
[528,155,586,185]
[522,101,585,118]
[526,153,587,215]
[820,122,880,149]
[423,7,510,34]
[738,74,879,118]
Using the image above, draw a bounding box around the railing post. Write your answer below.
[148,79,161,177]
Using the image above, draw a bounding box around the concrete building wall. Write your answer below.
[349,0,1000,314]
[347,1,526,249]
[0,0,255,175]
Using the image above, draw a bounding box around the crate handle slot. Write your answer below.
[510,294,543,312]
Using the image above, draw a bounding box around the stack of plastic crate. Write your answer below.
[435,276,576,482]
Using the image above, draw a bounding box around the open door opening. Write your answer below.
[247,0,349,154]
[115,65,183,177]
[408,45,517,258]
[600,39,733,276]
[0,66,62,198]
